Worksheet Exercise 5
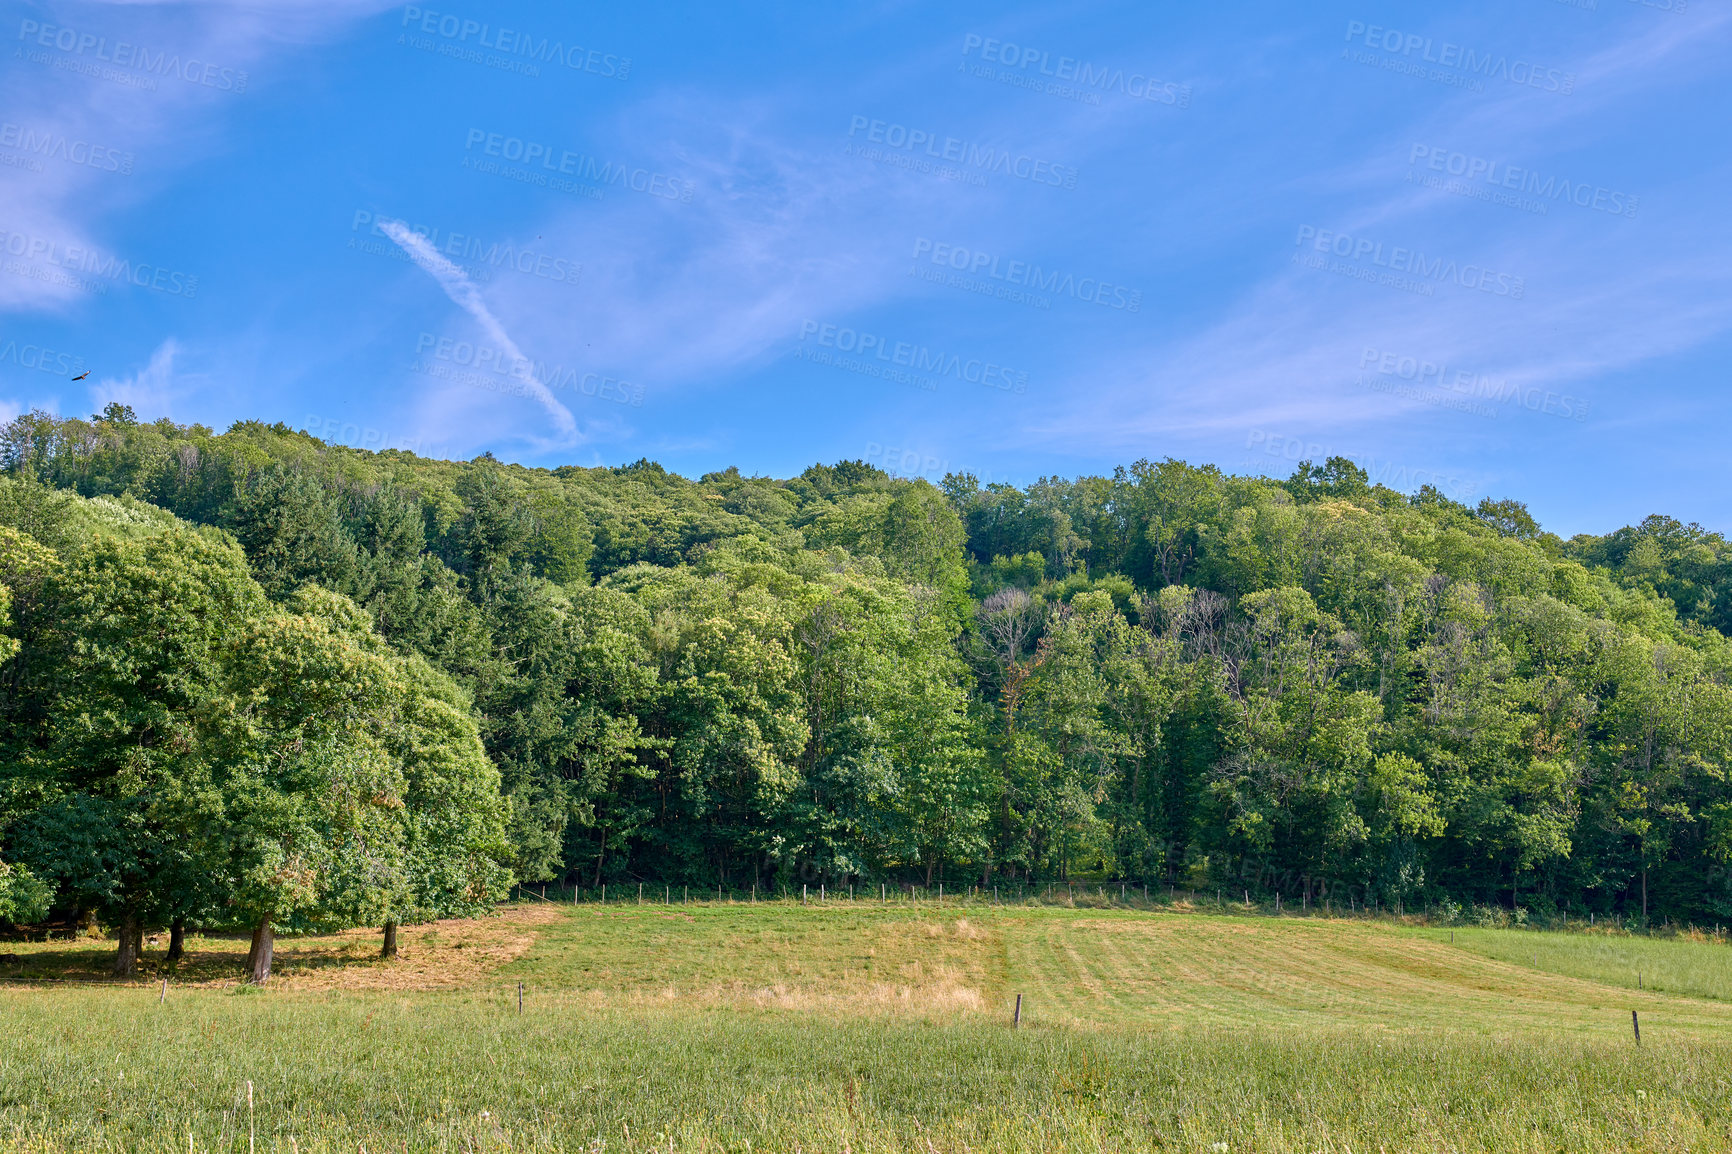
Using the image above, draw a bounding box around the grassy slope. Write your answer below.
[5,902,1732,1152]
[501,901,1732,1037]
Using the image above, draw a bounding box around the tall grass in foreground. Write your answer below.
[1,989,1727,1153]
[1435,926,1732,1002]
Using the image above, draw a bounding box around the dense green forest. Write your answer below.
[6,405,1732,971]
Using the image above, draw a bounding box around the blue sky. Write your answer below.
[2,0,1727,536]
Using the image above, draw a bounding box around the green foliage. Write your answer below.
[0,857,50,922]
[8,410,1732,925]
[0,473,510,944]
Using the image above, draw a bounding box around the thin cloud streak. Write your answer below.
[379,218,579,442]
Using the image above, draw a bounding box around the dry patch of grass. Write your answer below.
[0,904,558,991]
[275,905,557,991]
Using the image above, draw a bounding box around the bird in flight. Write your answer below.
[71,371,89,380]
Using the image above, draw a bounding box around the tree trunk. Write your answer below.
[166,919,185,964]
[246,916,274,984]
[111,910,142,977]
[382,919,398,958]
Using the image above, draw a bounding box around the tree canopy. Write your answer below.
[6,410,1732,942]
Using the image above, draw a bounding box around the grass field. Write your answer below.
[5,898,1732,1152]
[1436,924,1732,1003]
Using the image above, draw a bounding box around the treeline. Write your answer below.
[5,406,1732,957]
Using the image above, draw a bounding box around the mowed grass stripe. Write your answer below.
[509,903,1732,1039]
[979,910,1732,1037]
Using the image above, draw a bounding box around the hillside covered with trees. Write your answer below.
[6,406,1732,972]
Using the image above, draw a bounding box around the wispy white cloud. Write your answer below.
[486,84,1133,393]
[489,103,919,386]
[89,338,182,420]
[1024,6,1732,458]
[0,1,394,313]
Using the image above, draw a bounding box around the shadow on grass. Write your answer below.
[1,906,554,990]
[0,933,394,986]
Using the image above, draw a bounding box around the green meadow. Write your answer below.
[5,900,1732,1152]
